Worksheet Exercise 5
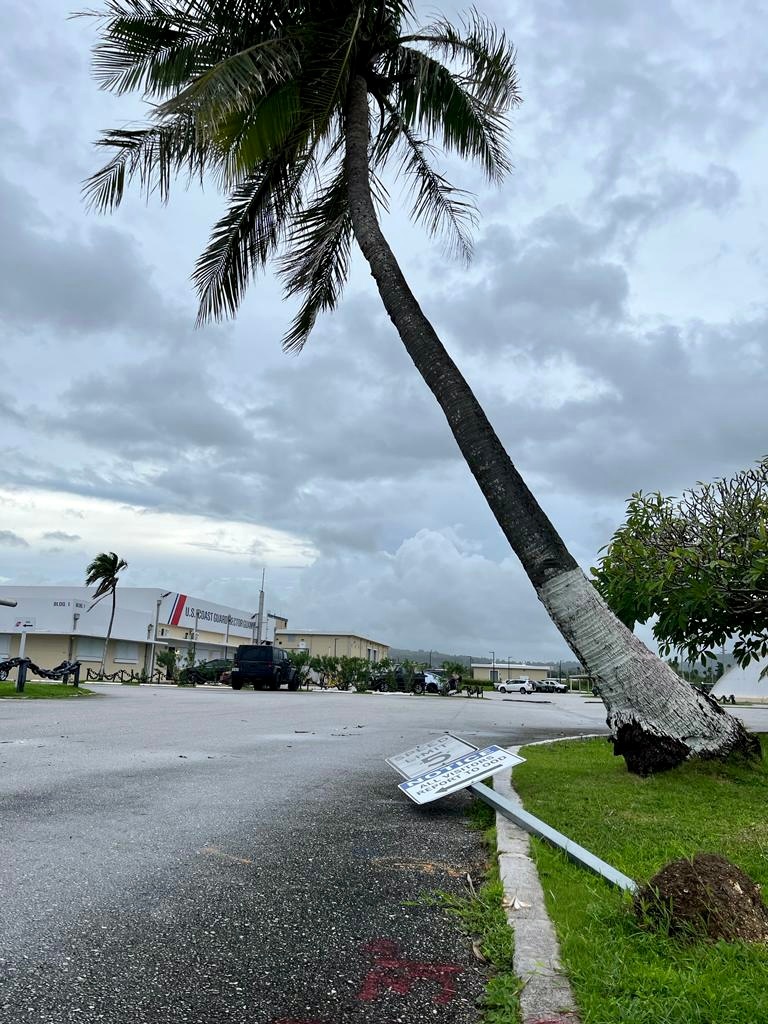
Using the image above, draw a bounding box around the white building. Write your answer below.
[0,586,276,680]
[710,657,768,703]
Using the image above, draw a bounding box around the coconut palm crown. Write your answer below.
[85,551,128,600]
[83,0,519,348]
[85,551,128,675]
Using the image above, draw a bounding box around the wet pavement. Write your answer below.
[0,686,607,1023]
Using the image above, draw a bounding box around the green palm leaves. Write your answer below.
[85,551,128,599]
[83,1,519,349]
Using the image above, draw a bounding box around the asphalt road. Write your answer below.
[0,686,621,1023]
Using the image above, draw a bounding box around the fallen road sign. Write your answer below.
[397,745,525,805]
[386,733,477,779]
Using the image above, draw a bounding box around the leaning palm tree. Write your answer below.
[81,0,756,773]
[85,551,128,677]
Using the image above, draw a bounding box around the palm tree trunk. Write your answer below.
[101,587,117,678]
[343,75,758,774]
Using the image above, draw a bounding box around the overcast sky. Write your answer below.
[1,0,766,661]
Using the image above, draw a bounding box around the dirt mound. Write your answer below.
[634,853,768,943]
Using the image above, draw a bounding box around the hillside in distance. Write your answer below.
[387,647,582,674]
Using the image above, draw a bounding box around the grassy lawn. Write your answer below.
[0,682,95,699]
[513,736,768,1024]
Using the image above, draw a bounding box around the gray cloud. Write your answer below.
[0,530,29,548]
[45,359,256,459]
[42,531,81,543]
[282,526,566,657]
[432,208,768,503]
[0,173,190,343]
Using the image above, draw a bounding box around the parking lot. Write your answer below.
[0,684,605,1023]
[4,684,765,1023]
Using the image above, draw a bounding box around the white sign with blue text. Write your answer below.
[397,744,525,805]
[386,733,477,779]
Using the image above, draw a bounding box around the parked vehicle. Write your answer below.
[549,678,569,693]
[412,671,449,695]
[371,666,410,692]
[179,658,233,685]
[230,644,300,691]
[495,678,534,694]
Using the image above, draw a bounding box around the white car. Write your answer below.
[494,678,534,694]
[536,678,569,693]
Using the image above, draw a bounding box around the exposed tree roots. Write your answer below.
[612,721,762,776]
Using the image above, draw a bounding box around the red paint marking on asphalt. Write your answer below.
[357,938,464,1005]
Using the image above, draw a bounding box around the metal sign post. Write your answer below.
[386,733,636,893]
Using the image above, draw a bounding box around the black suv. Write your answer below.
[230,644,300,691]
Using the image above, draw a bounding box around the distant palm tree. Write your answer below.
[81,1,757,772]
[85,552,128,677]
[441,660,466,684]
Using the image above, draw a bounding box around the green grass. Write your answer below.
[513,736,768,1024]
[0,682,95,699]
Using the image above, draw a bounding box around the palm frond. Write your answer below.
[398,10,520,109]
[81,0,213,96]
[377,106,476,263]
[394,45,511,182]
[156,37,300,124]
[193,154,310,323]
[213,85,302,187]
[279,166,353,351]
[83,116,212,210]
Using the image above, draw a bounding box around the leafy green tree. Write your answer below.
[336,655,371,691]
[314,655,339,687]
[82,0,756,773]
[156,647,177,681]
[287,649,312,686]
[85,551,128,677]
[593,460,768,672]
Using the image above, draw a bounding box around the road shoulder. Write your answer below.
[494,750,580,1024]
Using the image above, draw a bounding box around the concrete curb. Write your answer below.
[492,735,608,1024]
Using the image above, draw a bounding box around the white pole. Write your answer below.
[256,586,265,643]
[150,598,161,679]
[149,592,171,680]
[16,629,28,683]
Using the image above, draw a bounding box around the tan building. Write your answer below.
[275,630,388,663]
[471,661,551,684]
